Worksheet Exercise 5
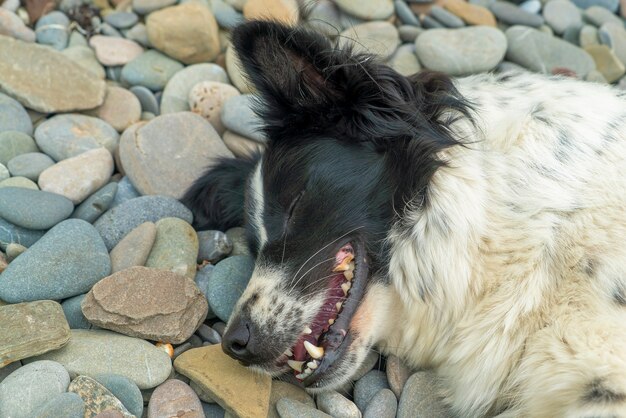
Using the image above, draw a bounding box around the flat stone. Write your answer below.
[189,81,240,135]
[89,35,144,66]
[7,152,54,181]
[110,176,140,208]
[148,379,204,418]
[34,114,118,162]
[364,389,397,418]
[0,216,45,250]
[0,9,35,42]
[338,21,400,59]
[104,11,139,29]
[147,3,220,64]
[0,301,70,366]
[71,182,118,224]
[197,230,232,263]
[61,294,95,330]
[25,329,172,389]
[397,371,450,418]
[416,26,507,75]
[243,0,300,24]
[0,187,73,229]
[161,63,229,114]
[119,112,233,199]
[268,381,315,418]
[583,5,622,26]
[0,360,70,418]
[207,255,255,322]
[110,222,157,272]
[121,50,184,92]
[585,44,625,82]
[430,5,465,28]
[572,0,619,10]
[489,1,544,27]
[94,195,193,250]
[39,148,114,204]
[387,43,421,76]
[316,391,361,418]
[222,131,264,159]
[144,218,198,280]
[0,35,106,113]
[0,94,32,135]
[0,219,111,303]
[442,0,497,26]
[505,25,596,77]
[94,374,143,418]
[354,370,390,412]
[82,266,208,343]
[132,0,176,14]
[0,131,36,165]
[334,0,393,20]
[91,86,142,132]
[33,392,85,418]
[599,22,626,68]
[174,345,271,418]
[543,0,582,35]
[68,375,134,418]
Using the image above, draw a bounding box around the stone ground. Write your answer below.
[1,0,626,416]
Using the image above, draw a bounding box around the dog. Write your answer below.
[183,20,626,417]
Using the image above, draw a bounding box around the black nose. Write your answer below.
[222,316,255,364]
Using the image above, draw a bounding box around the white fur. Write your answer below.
[249,160,268,250]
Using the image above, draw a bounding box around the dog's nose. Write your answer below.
[222,316,255,364]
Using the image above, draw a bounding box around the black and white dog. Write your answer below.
[184,21,626,417]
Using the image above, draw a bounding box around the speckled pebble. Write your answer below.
[364,389,397,418]
[354,370,390,412]
[0,187,73,229]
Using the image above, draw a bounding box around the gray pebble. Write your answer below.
[110,176,140,208]
[580,24,600,47]
[124,23,150,47]
[364,389,397,418]
[197,230,232,263]
[225,227,250,256]
[61,294,94,329]
[0,162,8,182]
[202,402,226,418]
[583,5,623,27]
[32,392,85,418]
[99,22,123,37]
[563,24,583,45]
[421,14,445,29]
[0,131,37,166]
[0,187,74,230]
[572,0,619,12]
[398,25,423,42]
[490,1,544,27]
[543,0,582,35]
[6,152,54,181]
[210,0,243,29]
[104,11,138,29]
[212,321,226,336]
[71,182,118,224]
[276,398,332,418]
[121,50,184,91]
[395,0,420,26]
[221,95,266,143]
[397,372,450,418]
[316,391,361,418]
[0,216,46,251]
[519,0,541,14]
[130,85,160,115]
[94,373,144,418]
[196,324,222,344]
[207,255,255,322]
[430,5,465,28]
[0,93,33,135]
[354,370,390,412]
[35,11,70,50]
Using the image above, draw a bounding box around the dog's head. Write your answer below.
[183,21,470,390]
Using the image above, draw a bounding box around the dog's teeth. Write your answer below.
[303,326,312,335]
[303,367,313,375]
[343,270,353,281]
[303,340,324,359]
[336,302,342,311]
[347,261,355,271]
[307,360,319,370]
[284,348,293,357]
[340,329,347,337]
[333,254,355,272]
[287,360,305,372]
[341,282,351,295]
[328,318,335,325]
[295,373,307,380]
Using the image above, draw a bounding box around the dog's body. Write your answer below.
[184,21,626,417]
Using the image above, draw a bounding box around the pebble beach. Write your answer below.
[1,0,626,416]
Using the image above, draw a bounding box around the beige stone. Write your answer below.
[585,45,626,83]
[189,81,240,135]
[69,375,134,418]
[174,345,271,418]
[110,222,157,273]
[148,379,204,418]
[145,218,199,280]
[442,0,496,27]
[91,86,142,132]
[89,35,144,66]
[223,130,264,159]
[243,0,299,25]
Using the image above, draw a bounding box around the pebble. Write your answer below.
[489,1,544,27]
[221,95,266,142]
[196,324,222,345]
[110,221,156,272]
[202,402,226,418]
[104,11,138,29]
[519,0,541,14]
[543,0,582,35]
[0,187,73,230]
[34,114,119,161]
[222,131,264,158]
[243,0,300,24]
[585,68,608,82]
[161,63,229,113]
[210,0,244,29]
[0,216,45,250]
[0,360,70,418]
[89,35,144,66]
[100,22,123,38]
[94,374,144,418]
[225,45,254,94]
[388,43,421,76]
[94,195,193,250]
[68,375,134,418]
[572,0,619,11]
[580,24,600,47]
[421,15,444,29]
[0,131,37,165]
[0,8,35,41]
[585,44,625,82]
[0,219,110,303]
[0,176,38,190]
[386,354,412,398]
[38,147,114,204]
[0,300,70,365]
[0,94,33,136]
[354,370,390,412]
[0,37,105,113]
[145,217,198,279]
[307,0,342,37]
[505,25,596,77]
[316,391,361,418]
[397,371,450,418]
[121,50,184,91]
[442,0,497,26]
[339,21,400,59]
[26,329,172,389]
[430,5,465,28]
[0,361,20,384]
[6,152,53,181]
[174,344,272,418]
[33,392,86,418]
[334,0,393,20]
[61,46,104,80]
[399,25,422,42]
[124,22,150,47]
[194,264,214,301]
[0,162,7,181]
[148,379,204,418]
[35,11,69,50]
[599,22,626,67]
[563,24,583,45]
[416,26,507,76]
[189,81,240,135]
[207,255,255,322]
[92,86,142,132]
[277,398,332,418]
[583,5,623,26]
[197,230,232,263]
[119,112,232,199]
[132,0,176,14]
[71,182,118,224]
[225,227,250,256]
[130,85,160,115]
[110,176,140,208]
[5,242,26,261]
[364,389,397,418]
[395,0,420,26]
[61,294,95,330]
[147,3,220,64]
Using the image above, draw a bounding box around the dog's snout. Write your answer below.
[222,316,256,364]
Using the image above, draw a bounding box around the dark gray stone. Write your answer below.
[196,324,222,344]
[110,176,140,208]
[71,182,118,224]
[129,85,160,115]
[430,5,465,28]
[490,1,544,27]
[364,388,397,418]
[61,294,95,329]
[0,217,45,250]
[197,230,232,263]
[395,0,420,26]
[354,370,390,412]
[397,372,450,418]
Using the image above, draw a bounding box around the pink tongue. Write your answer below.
[336,244,353,264]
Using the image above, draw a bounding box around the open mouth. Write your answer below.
[279,240,370,386]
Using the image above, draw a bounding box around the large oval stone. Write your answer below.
[0,219,111,303]
[0,93,32,135]
[0,187,74,229]
[161,63,229,114]
[32,392,85,418]
[119,112,232,199]
[0,131,37,165]
[207,255,255,322]
[145,217,198,280]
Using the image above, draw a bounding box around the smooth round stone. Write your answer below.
[421,15,444,29]
[580,24,600,47]
[364,389,397,418]
[201,402,225,418]
[35,11,69,50]
[339,21,400,59]
[505,25,596,77]
[104,11,138,29]
[397,372,449,418]
[196,324,221,345]
[68,375,134,417]
[119,112,233,199]
[92,87,142,132]
[130,86,159,115]
[0,361,21,384]
[148,379,203,418]
[161,64,229,113]
[334,0,393,20]
[221,95,265,143]
[563,24,583,45]
[395,0,420,26]
[585,68,608,82]
[124,23,150,47]
[572,0,619,11]
[276,398,331,418]
[267,381,314,418]
[0,162,8,182]
[225,45,254,94]
[89,35,143,66]
[543,0,582,35]
[316,391,361,418]
[25,329,172,390]
[441,0,497,26]
[1,0,20,12]
[0,216,45,250]
[585,44,626,82]
[197,230,232,263]
[100,22,123,38]
[430,5,465,28]
[34,114,118,162]
[386,355,411,398]
[0,8,35,42]
[194,264,214,300]
[94,195,193,250]
[110,221,157,272]
[354,370,390,412]
[62,46,106,79]
[222,131,264,159]
[519,0,541,13]
[242,0,300,24]
[189,81,240,135]
[121,50,183,92]
[489,1,544,27]
[225,227,250,256]
[71,182,118,224]
[94,374,143,418]
[307,0,342,36]
[33,392,85,418]
[0,176,38,190]
[110,176,140,208]
[416,26,507,76]
[207,255,255,322]
[599,22,626,67]
[0,131,37,165]
[0,360,70,418]
[583,5,622,26]
[0,93,32,135]
[145,217,199,279]
[61,294,95,330]
[211,0,243,29]
[0,187,73,229]
[132,0,176,14]
[39,148,114,204]
[5,242,26,261]
[7,152,54,181]
[68,30,87,47]
[0,219,110,302]
[388,43,421,76]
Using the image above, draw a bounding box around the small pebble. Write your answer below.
[104,11,138,29]
[430,5,465,28]
[316,391,361,418]
[364,389,397,418]
[354,370,390,412]
[196,324,222,344]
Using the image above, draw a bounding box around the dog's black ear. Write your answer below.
[182,154,259,231]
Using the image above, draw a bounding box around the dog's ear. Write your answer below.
[182,154,259,231]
